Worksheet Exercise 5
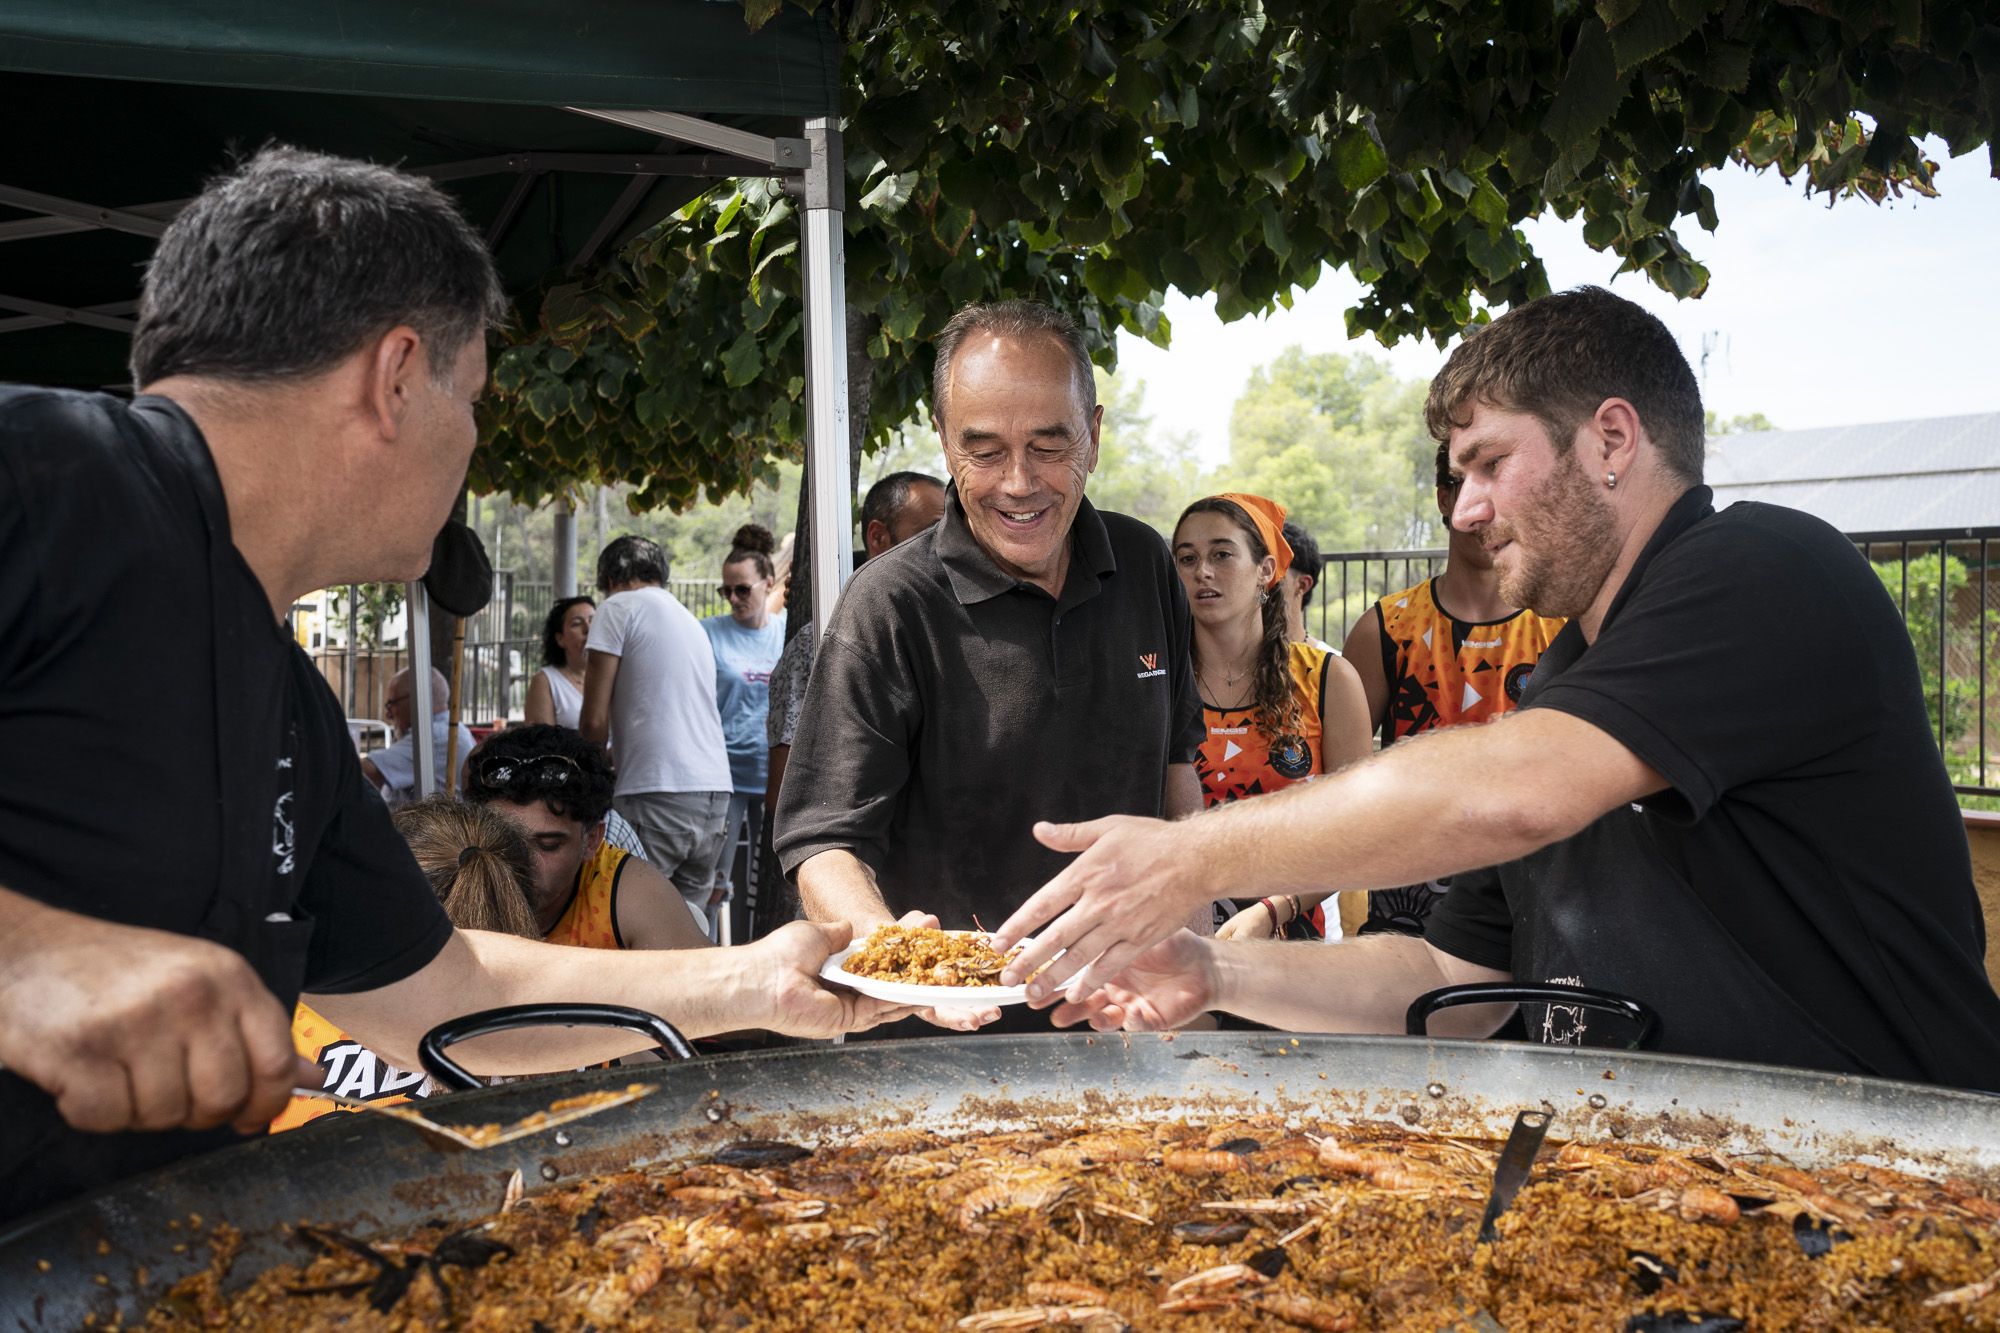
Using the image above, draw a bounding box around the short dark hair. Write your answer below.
[932,300,1095,426]
[540,596,595,669]
[1434,442,1458,491]
[1280,520,1320,604]
[131,145,506,388]
[462,724,615,829]
[1423,286,1705,484]
[861,471,945,536]
[596,534,667,592]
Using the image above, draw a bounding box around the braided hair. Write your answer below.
[1177,497,1302,753]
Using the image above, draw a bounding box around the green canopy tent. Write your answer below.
[0,0,858,796]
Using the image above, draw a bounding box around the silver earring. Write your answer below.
[1606,470,1618,489]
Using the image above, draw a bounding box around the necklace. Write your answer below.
[1199,660,1254,709]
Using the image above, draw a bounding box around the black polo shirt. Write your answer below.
[1426,486,2000,1089]
[0,387,455,1221]
[773,486,1203,928]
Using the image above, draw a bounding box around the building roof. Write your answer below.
[1705,412,2000,535]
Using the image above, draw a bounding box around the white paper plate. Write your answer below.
[818,932,1031,1007]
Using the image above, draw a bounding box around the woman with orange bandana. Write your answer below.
[1171,494,1373,940]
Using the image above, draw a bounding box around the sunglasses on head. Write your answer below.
[723,583,760,599]
[477,753,582,790]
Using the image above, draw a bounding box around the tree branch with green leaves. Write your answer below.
[474,0,1994,516]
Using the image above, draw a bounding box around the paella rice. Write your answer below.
[842,926,1019,987]
[141,1115,2000,1330]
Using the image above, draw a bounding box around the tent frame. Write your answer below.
[407,104,851,797]
[0,100,853,799]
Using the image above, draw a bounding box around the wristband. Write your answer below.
[1257,896,1282,926]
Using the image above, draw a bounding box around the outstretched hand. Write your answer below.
[1037,930,1217,1032]
[991,815,1212,1002]
[753,921,917,1038]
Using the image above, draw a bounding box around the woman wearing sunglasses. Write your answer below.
[700,524,787,941]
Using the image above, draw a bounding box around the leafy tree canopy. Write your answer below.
[1213,346,1440,551]
[473,0,1994,513]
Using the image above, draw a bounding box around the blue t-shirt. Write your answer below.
[703,611,786,793]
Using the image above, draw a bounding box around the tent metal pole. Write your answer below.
[563,107,807,170]
[344,584,358,717]
[409,582,437,799]
[552,496,576,592]
[799,115,851,637]
[553,501,579,597]
[0,293,137,334]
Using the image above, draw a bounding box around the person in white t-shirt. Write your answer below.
[579,535,733,916]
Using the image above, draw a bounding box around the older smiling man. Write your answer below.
[993,286,2000,1089]
[772,300,1205,1031]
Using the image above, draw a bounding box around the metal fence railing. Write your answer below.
[308,575,731,729]
[1315,528,1999,800]
[1848,529,1998,799]
[1307,548,1449,651]
[315,529,1996,801]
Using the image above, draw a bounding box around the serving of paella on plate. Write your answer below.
[146,1113,2000,1331]
[820,925,1043,1005]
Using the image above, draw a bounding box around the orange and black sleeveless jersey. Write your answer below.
[1375,579,1565,743]
[272,840,634,1131]
[1195,641,1334,807]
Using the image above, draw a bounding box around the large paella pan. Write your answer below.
[4,1027,1999,1329]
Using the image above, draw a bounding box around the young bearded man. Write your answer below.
[993,287,2000,1091]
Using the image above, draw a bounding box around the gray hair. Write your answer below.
[130,145,507,389]
[931,300,1096,427]
[388,666,452,715]
[596,535,668,592]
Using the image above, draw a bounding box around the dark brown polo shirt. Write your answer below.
[772,486,1202,928]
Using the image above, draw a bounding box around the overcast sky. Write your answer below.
[1115,142,2000,466]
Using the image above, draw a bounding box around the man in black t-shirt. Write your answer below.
[0,148,902,1224]
[989,287,2000,1091]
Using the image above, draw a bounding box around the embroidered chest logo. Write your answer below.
[1540,974,1589,1047]
[1135,651,1166,680]
[272,754,296,877]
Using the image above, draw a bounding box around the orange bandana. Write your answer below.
[1214,493,1293,587]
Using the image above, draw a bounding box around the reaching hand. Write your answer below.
[751,921,916,1039]
[991,815,1213,1002]
[1215,901,1277,941]
[1039,931,1217,1033]
[0,899,315,1136]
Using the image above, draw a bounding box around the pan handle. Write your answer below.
[419,1003,697,1092]
[1405,982,1664,1051]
